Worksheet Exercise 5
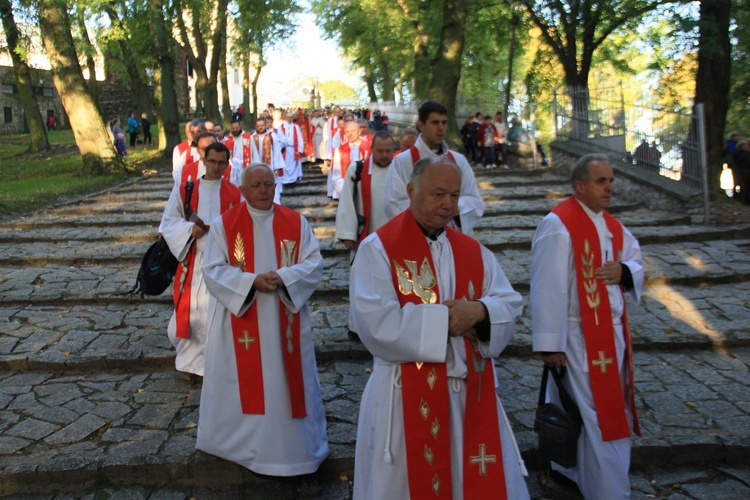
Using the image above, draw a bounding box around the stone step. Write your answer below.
[1,348,748,496]
[1,226,747,274]
[3,279,750,372]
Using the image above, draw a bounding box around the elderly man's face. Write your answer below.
[189,125,204,142]
[241,166,276,211]
[407,162,460,234]
[575,161,614,213]
[358,123,369,136]
[344,123,360,142]
[213,125,224,138]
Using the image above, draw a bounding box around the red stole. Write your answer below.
[221,203,307,418]
[225,132,252,168]
[173,179,241,339]
[177,141,194,165]
[377,210,507,499]
[409,146,456,165]
[180,160,200,186]
[552,197,640,441]
[281,123,300,162]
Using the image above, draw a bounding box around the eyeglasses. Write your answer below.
[205,159,229,167]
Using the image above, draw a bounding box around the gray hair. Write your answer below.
[400,128,418,140]
[571,153,610,190]
[240,162,276,186]
[410,156,462,191]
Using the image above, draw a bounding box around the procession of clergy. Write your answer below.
[158,100,643,499]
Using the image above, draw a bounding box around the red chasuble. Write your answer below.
[552,197,640,441]
[409,146,456,166]
[338,141,371,181]
[177,141,194,165]
[221,203,307,418]
[377,210,507,499]
[173,179,241,339]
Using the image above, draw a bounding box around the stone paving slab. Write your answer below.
[3,279,750,373]
[1,348,748,496]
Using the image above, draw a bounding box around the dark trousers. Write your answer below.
[497,142,508,164]
[143,130,152,144]
[130,132,138,147]
[483,146,496,166]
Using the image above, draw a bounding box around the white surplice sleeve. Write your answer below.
[159,184,194,261]
[276,216,323,314]
[202,215,257,317]
[621,225,644,304]
[454,153,485,235]
[476,244,524,358]
[383,150,411,221]
[334,171,359,242]
[350,234,450,364]
[530,213,573,353]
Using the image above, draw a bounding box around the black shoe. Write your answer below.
[347,330,361,342]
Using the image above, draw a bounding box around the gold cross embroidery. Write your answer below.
[469,443,497,476]
[237,330,256,350]
[592,350,614,373]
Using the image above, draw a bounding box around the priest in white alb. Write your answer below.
[250,118,284,204]
[159,142,242,376]
[384,101,484,234]
[198,163,328,476]
[278,112,305,184]
[351,156,529,499]
[531,154,643,499]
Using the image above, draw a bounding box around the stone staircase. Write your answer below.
[1,159,750,498]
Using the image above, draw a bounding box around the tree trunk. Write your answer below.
[75,6,99,111]
[205,0,228,123]
[0,0,49,152]
[426,0,466,148]
[564,67,590,140]
[37,0,125,175]
[695,0,731,194]
[219,34,232,126]
[251,63,263,127]
[364,67,378,103]
[103,6,152,119]
[241,53,251,127]
[149,0,181,154]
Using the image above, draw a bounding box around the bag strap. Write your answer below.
[540,365,583,427]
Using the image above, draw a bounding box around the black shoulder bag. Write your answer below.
[534,365,583,469]
[350,160,366,239]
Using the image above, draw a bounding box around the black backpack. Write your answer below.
[128,237,179,298]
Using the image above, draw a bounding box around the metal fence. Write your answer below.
[553,86,706,190]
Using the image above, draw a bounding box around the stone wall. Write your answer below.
[0,57,190,134]
[0,66,65,134]
[550,141,706,217]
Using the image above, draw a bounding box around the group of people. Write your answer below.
[725,131,750,204]
[461,111,510,169]
[156,100,643,499]
[107,112,152,157]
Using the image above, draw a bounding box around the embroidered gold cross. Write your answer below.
[237,330,256,350]
[469,443,497,476]
[592,350,614,373]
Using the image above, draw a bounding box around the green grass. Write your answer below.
[0,128,168,217]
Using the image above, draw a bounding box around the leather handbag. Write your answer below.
[534,365,583,469]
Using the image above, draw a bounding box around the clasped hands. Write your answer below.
[443,299,486,341]
[253,271,284,293]
[594,261,622,286]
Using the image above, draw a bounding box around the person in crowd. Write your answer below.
[159,142,241,376]
[197,163,328,476]
[384,101,484,235]
[531,153,643,499]
[351,156,529,499]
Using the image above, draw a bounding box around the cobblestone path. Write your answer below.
[1,159,750,499]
